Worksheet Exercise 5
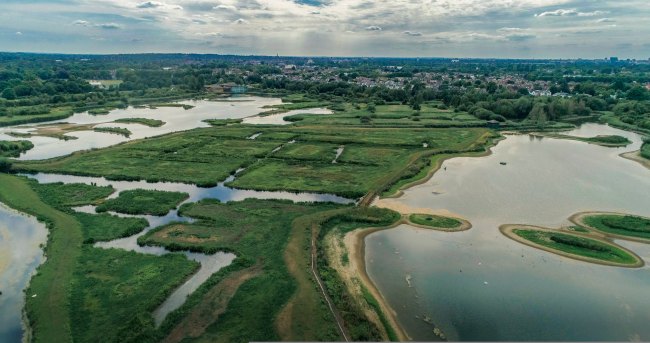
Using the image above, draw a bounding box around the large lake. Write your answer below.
[366,124,650,341]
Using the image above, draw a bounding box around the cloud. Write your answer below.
[213,4,237,11]
[136,1,182,10]
[73,20,91,26]
[365,26,382,31]
[403,31,422,36]
[15,31,22,35]
[536,9,608,17]
[96,23,122,29]
[234,18,248,24]
[497,27,536,41]
[597,18,615,23]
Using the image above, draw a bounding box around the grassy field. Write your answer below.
[31,181,114,207]
[15,126,491,196]
[0,107,74,127]
[96,189,189,216]
[286,102,484,127]
[74,212,149,243]
[582,214,650,240]
[69,246,199,343]
[138,199,345,342]
[114,118,165,127]
[513,229,639,265]
[409,213,462,229]
[0,140,34,157]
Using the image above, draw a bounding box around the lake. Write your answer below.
[366,124,650,341]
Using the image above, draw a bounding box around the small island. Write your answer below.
[540,133,632,147]
[93,126,132,137]
[96,189,189,216]
[114,118,165,127]
[407,213,471,231]
[500,224,643,267]
[571,212,650,243]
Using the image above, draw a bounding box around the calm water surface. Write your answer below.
[367,124,650,341]
[0,205,47,343]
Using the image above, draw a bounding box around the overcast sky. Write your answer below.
[1,0,649,58]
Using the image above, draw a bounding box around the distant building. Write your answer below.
[205,83,248,94]
[530,90,552,97]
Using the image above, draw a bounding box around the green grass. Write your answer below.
[548,133,632,147]
[567,225,590,233]
[0,174,82,343]
[138,198,345,342]
[513,229,638,265]
[641,140,650,160]
[31,181,114,208]
[114,118,165,127]
[94,126,132,137]
[582,214,650,240]
[203,118,242,126]
[0,140,34,157]
[0,107,73,127]
[317,207,401,341]
[287,102,483,127]
[69,246,199,343]
[96,189,188,216]
[409,213,462,229]
[16,126,489,198]
[74,212,149,243]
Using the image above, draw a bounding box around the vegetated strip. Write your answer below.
[0,174,81,343]
[570,211,650,243]
[500,224,643,268]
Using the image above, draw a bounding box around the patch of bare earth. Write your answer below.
[162,264,262,343]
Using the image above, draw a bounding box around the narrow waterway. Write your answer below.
[366,124,650,341]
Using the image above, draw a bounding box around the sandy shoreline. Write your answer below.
[499,224,644,268]
[344,222,411,342]
[569,211,650,244]
[620,150,650,170]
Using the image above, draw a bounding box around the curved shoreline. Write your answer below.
[569,211,650,244]
[620,150,650,170]
[499,224,644,268]
[345,222,410,342]
[382,133,503,199]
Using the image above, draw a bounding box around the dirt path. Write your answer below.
[162,265,262,343]
[310,223,351,342]
[276,209,348,341]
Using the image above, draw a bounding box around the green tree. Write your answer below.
[1,87,16,100]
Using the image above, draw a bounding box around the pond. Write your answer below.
[366,124,650,341]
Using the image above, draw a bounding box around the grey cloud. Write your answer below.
[365,26,382,31]
[403,31,422,36]
[536,9,608,17]
[96,23,122,29]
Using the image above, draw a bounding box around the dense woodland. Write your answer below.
[1,52,649,133]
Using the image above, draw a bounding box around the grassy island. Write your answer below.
[407,213,468,231]
[572,212,650,243]
[114,117,165,127]
[96,189,189,216]
[543,133,632,147]
[0,140,34,157]
[93,126,132,137]
[500,225,642,267]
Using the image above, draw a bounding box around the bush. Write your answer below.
[0,158,11,172]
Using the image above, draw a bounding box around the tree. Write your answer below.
[0,158,11,172]
[1,87,16,100]
[626,86,649,101]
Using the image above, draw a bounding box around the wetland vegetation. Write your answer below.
[114,117,165,127]
[408,213,463,230]
[577,213,650,241]
[96,189,189,216]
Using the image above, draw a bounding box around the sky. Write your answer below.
[1,0,649,58]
